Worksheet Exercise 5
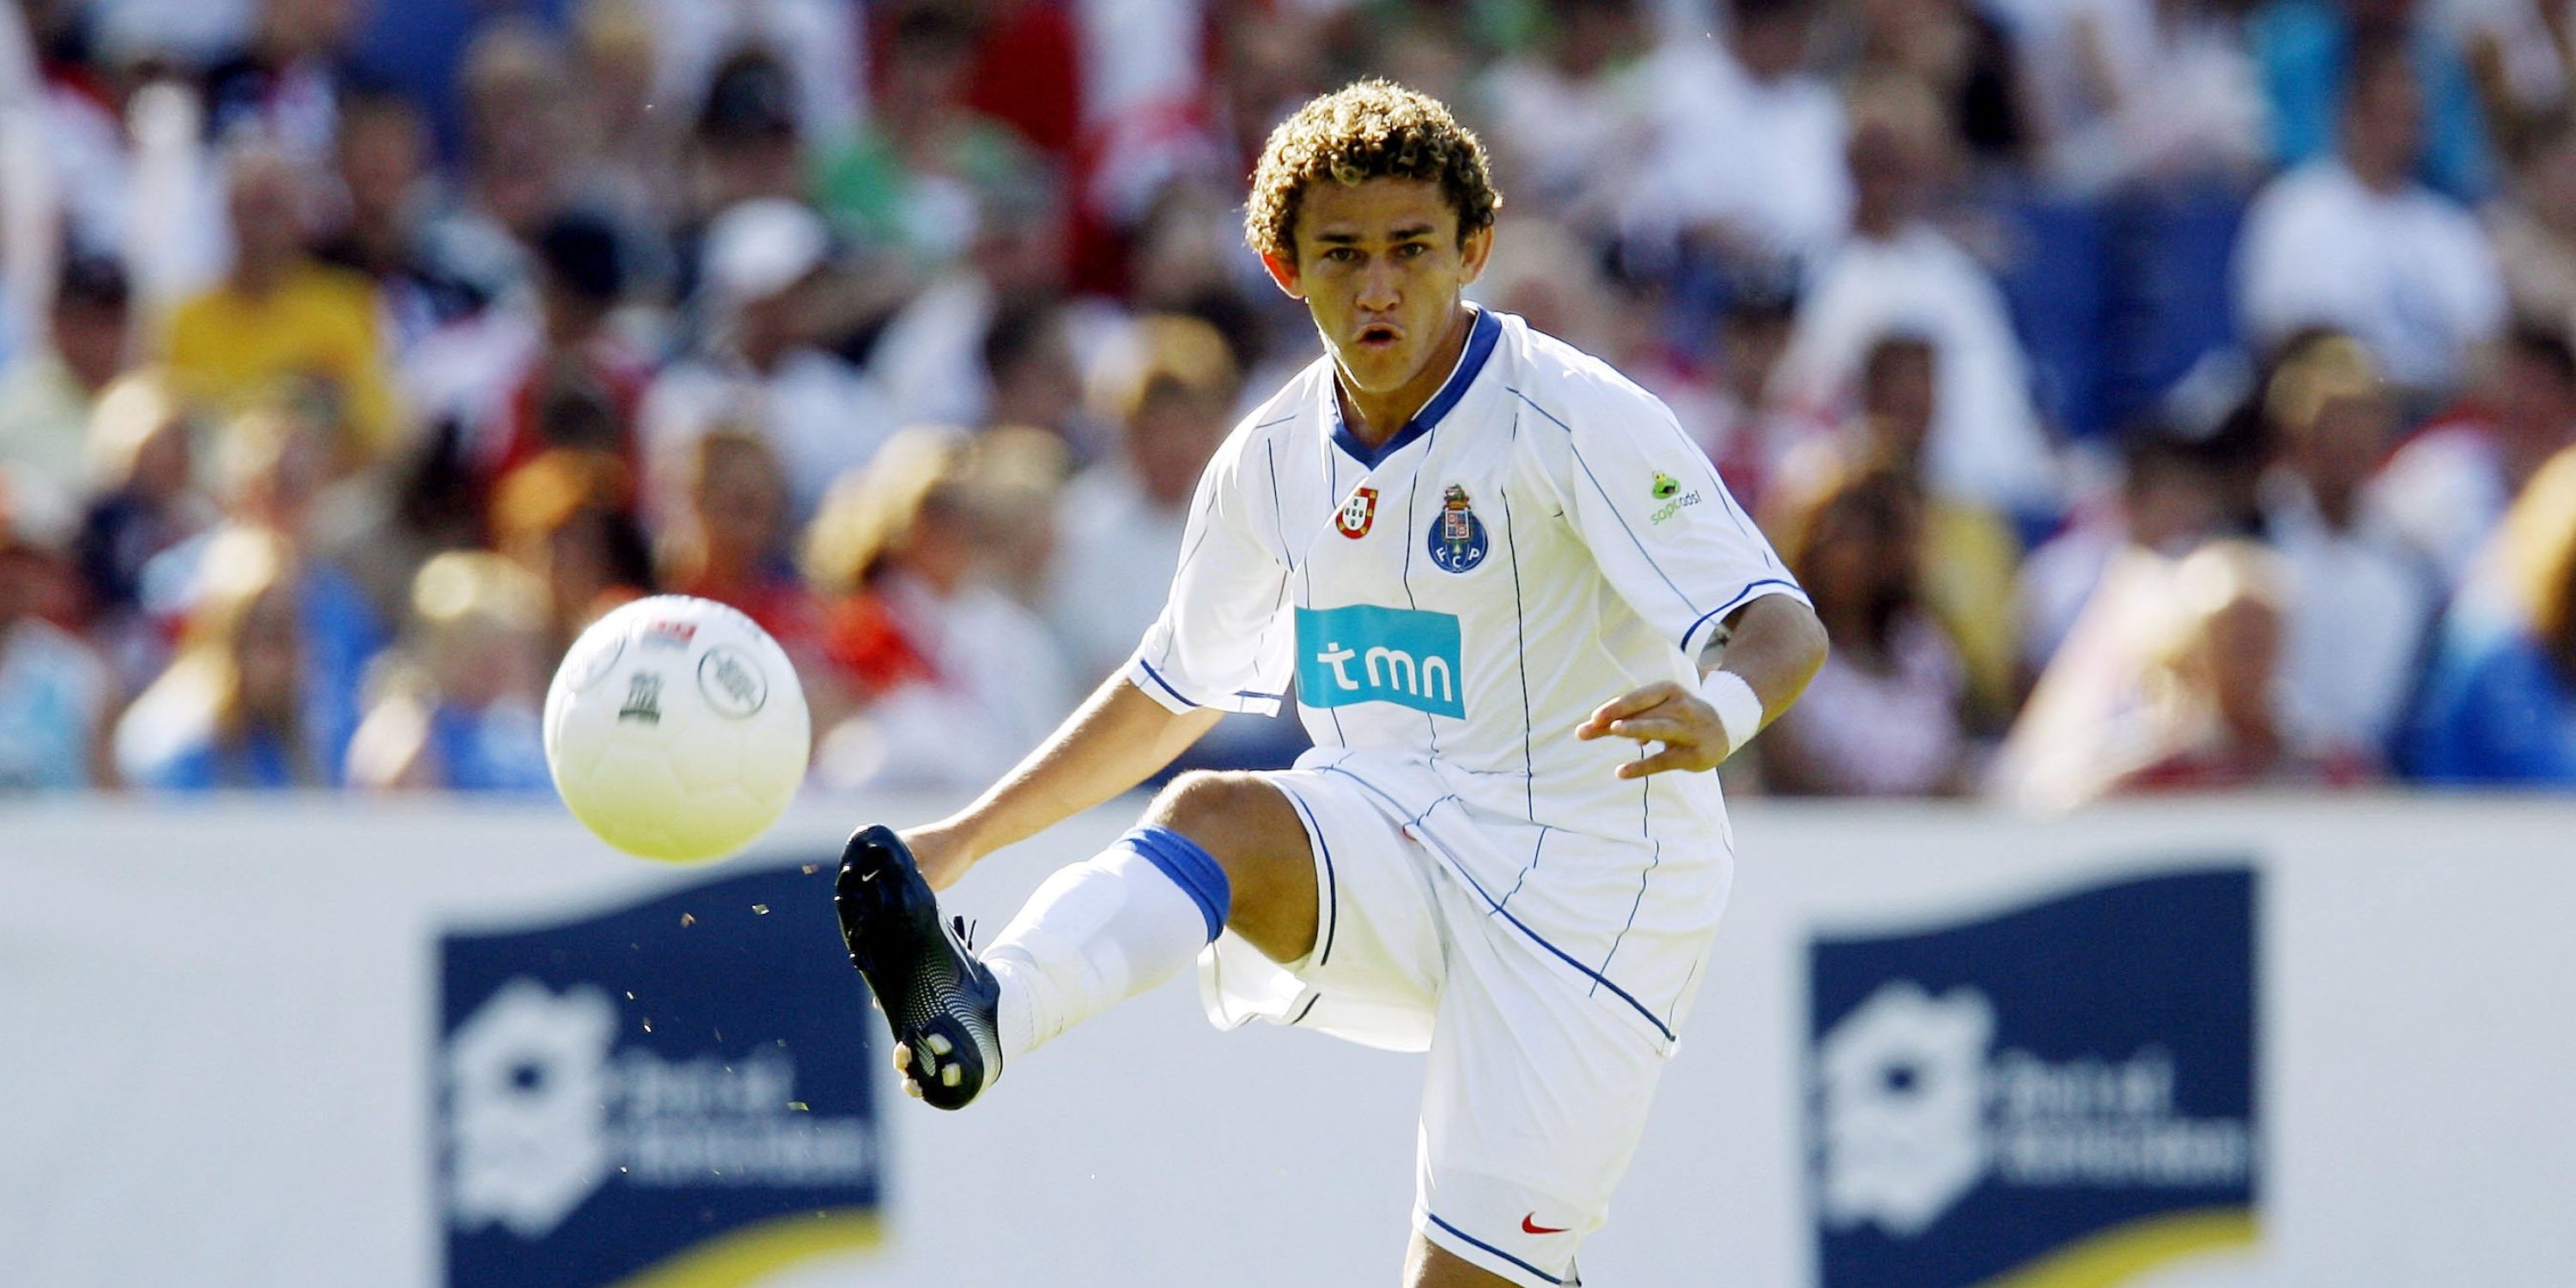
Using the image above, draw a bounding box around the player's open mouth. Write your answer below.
[1357,324,1400,349]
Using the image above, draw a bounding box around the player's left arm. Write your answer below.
[1537,378,1828,777]
[1577,593,1828,778]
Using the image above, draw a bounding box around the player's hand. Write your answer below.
[898,819,983,891]
[1576,681,1728,779]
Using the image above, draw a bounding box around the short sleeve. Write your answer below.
[1528,384,1807,664]
[1122,429,1295,715]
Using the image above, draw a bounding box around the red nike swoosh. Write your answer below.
[1522,1214,1568,1235]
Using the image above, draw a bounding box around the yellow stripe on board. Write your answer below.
[1975,1207,2258,1288]
[611,1211,884,1288]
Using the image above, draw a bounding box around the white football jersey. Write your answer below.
[1126,307,1807,1043]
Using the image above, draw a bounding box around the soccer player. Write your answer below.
[835,81,1829,1287]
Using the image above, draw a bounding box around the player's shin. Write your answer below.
[982,826,1230,1062]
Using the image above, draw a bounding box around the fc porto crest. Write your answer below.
[1336,487,1379,538]
[1427,483,1489,574]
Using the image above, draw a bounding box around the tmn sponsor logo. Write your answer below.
[439,864,878,1287]
[1807,867,2259,1288]
[1294,604,1465,718]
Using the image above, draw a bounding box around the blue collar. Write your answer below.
[1327,306,1502,469]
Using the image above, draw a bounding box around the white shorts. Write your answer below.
[1198,752,1684,1287]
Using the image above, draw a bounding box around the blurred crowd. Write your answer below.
[4,0,2576,805]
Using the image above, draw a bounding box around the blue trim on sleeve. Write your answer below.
[1122,825,1232,943]
[1678,578,1807,654]
[1330,307,1502,468]
[1424,1213,1566,1285]
[1134,658,1200,708]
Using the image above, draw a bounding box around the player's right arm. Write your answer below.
[902,677,1221,889]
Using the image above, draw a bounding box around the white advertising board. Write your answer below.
[3,795,2572,1286]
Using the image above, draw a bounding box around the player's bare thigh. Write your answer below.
[1405,1235,1520,1287]
[1143,770,1319,963]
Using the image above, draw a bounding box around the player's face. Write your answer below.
[1265,178,1492,397]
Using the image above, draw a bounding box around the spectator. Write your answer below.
[0,487,112,791]
[488,447,653,658]
[2248,0,2492,201]
[967,422,1072,611]
[2045,0,2269,195]
[344,550,554,792]
[0,254,131,527]
[199,0,369,169]
[2106,539,2373,793]
[312,88,476,355]
[2256,333,2439,759]
[980,297,1091,452]
[1841,0,2038,174]
[2408,444,2576,782]
[417,210,650,507]
[161,145,403,462]
[1772,332,2023,727]
[685,47,808,234]
[137,398,389,768]
[816,7,1042,276]
[2017,430,2227,674]
[567,0,686,240]
[2445,0,2576,152]
[641,197,897,526]
[866,161,1072,434]
[2374,322,2576,588]
[637,0,863,150]
[1628,0,1849,270]
[72,370,214,685]
[1473,0,1654,236]
[2236,34,2506,399]
[1686,277,1814,516]
[113,526,336,789]
[659,428,823,664]
[803,426,1072,791]
[1774,76,2061,518]
[1759,465,1970,796]
[1048,314,1238,682]
[2487,107,2576,340]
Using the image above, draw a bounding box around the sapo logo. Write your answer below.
[1815,981,1993,1237]
[1808,867,2259,1288]
[447,980,619,1238]
[1294,605,1465,718]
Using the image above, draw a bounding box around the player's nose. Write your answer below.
[1355,261,1401,312]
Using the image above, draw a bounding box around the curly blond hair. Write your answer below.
[1243,79,1501,262]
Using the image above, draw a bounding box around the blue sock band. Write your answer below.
[1121,825,1231,943]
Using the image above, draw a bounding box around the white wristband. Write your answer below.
[1698,669,1765,758]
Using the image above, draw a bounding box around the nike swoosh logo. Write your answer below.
[858,870,878,882]
[1521,1214,1568,1235]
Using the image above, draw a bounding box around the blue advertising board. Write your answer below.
[439,860,879,1286]
[1809,866,2259,1287]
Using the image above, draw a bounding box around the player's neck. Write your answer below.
[1334,305,1478,447]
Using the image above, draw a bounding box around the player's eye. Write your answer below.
[1323,246,1359,264]
[1395,242,1428,258]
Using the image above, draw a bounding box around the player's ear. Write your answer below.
[1260,248,1305,301]
[1455,223,1495,287]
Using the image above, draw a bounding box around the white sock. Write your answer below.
[983,835,1227,1064]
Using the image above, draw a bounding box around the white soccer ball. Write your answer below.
[544,595,811,862]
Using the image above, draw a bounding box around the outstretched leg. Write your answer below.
[841,769,1321,1105]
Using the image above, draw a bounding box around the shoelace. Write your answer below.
[951,914,979,952]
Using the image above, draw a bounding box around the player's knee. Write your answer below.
[1146,771,1308,896]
